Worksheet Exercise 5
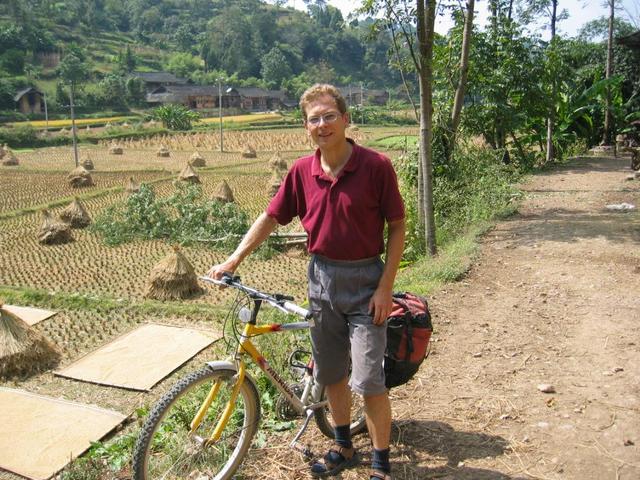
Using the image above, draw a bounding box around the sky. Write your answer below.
[282,0,640,39]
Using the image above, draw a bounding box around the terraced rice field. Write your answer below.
[1,143,307,301]
[1,125,407,314]
[0,125,413,480]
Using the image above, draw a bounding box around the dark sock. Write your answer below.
[334,424,352,449]
[371,447,390,474]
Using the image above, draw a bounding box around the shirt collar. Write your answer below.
[311,138,360,178]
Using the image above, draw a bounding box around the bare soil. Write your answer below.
[2,153,638,480]
[255,153,640,480]
[383,153,640,479]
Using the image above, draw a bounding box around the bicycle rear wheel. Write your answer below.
[314,387,367,439]
[132,365,260,480]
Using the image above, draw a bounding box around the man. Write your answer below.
[207,84,405,480]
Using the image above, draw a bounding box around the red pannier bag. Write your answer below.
[384,292,433,388]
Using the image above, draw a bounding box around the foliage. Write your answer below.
[59,456,109,480]
[261,46,293,89]
[116,44,137,73]
[86,432,138,471]
[0,77,27,110]
[395,144,519,259]
[165,52,202,78]
[56,51,90,86]
[92,183,250,251]
[152,104,200,131]
[0,124,37,147]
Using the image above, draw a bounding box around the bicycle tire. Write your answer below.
[132,365,260,480]
[314,386,367,439]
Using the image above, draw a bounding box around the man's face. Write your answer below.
[304,95,349,149]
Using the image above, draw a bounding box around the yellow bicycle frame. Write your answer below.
[189,321,289,443]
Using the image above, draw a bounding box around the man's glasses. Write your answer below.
[306,112,341,126]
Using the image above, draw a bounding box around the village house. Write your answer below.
[146,85,241,110]
[146,85,289,112]
[337,85,389,106]
[14,87,45,114]
[233,87,287,111]
[131,71,190,93]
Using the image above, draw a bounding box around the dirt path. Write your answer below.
[255,154,639,480]
[373,153,640,480]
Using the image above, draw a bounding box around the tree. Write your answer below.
[126,76,146,107]
[96,74,127,109]
[165,52,203,79]
[602,0,615,145]
[0,24,27,75]
[260,46,293,89]
[518,0,568,162]
[57,51,89,167]
[202,5,257,77]
[547,0,559,162]
[117,45,137,73]
[363,0,477,256]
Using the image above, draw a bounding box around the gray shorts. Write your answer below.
[307,254,388,396]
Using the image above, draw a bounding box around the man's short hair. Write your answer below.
[299,84,347,120]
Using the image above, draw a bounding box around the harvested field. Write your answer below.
[100,126,377,152]
[0,125,413,480]
[0,170,173,214]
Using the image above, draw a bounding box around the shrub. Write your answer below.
[396,145,519,260]
[152,104,200,131]
[92,183,250,251]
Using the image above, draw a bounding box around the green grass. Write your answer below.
[0,284,225,319]
[367,135,419,150]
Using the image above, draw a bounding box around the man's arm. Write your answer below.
[369,218,406,325]
[207,212,278,279]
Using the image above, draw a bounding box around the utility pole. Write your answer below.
[218,78,224,152]
[43,91,49,130]
[360,82,365,125]
[69,84,79,167]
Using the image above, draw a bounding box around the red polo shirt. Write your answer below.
[266,140,405,260]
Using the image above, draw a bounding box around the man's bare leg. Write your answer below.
[364,391,391,449]
[325,376,351,426]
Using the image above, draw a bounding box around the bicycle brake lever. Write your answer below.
[220,272,240,284]
[275,293,294,302]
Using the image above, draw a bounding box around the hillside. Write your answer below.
[0,0,400,116]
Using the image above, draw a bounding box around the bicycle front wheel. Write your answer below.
[132,365,261,480]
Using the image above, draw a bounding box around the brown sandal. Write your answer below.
[370,470,392,480]
[310,443,360,477]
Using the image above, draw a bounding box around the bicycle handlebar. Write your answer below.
[199,274,311,320]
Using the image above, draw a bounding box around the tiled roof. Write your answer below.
[132,72,189,84]
[14,87,43,102]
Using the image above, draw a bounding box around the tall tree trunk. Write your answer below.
[545,0,558,164]
[417,0,437,256]
[449,0,475,143]
[603,0,615,145]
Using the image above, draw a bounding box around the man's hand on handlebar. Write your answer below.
[206,257,240,281]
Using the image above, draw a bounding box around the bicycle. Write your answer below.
[132,273,367,480]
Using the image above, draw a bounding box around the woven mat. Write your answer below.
[2,304,57,326]
[0,387,126,480]
[54,324,219,391]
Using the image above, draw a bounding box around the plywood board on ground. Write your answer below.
[2,305,57,326]
[0,387,126,480]
[54,324,219,391]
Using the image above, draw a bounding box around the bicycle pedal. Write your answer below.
[291,442,314,460]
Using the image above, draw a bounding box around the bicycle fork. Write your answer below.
[189,362,248,446]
